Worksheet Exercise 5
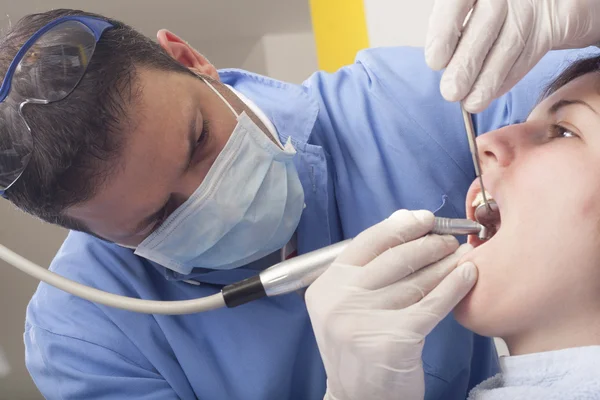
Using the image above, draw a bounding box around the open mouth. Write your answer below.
[466,184,502,247]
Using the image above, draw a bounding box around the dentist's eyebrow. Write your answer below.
[548,99,599,116]
[128,109,199,237]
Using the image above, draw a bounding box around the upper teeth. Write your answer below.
[472,190,494,208]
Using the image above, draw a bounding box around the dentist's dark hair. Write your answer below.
[0,9,192,232]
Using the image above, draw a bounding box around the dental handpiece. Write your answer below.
[0,216,488,315]
[222,217,487,307]
[431,217,488,240]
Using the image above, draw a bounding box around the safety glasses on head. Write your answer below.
[0,16,113,198]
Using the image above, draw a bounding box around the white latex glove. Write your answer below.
[425,0,600,113]
[305,210,477,400]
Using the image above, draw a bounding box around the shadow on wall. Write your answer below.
[198,37,268,75]
[198,32,318,85]
[0,201,67,399]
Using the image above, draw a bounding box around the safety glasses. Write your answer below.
[0,16,113,198]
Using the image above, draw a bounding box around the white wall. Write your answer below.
[199,32,318,84]
[365,0,435,47]
[262,31,318,84]
[195,31,317,85]
[196,37,268,73]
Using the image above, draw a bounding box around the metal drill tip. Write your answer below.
[431,217,484,237]
[477,225,490,240]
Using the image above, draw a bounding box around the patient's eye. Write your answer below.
[548,124,577,139]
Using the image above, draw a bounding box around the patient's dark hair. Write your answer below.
[0,9,191,232]
[543,54,600,98]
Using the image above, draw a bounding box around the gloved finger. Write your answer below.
[425,0,476,70]
[462,3,534,113]
[492,42,550,104]
[408,261,478,335]
[356,234,459,291]
[323,388,343,400]
[335,209,435,267]
[439,0,509,102]
[369,243,473,309]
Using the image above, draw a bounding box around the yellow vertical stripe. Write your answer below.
[309,0,369,72]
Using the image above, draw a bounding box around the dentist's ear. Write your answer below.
[157,29,220,81]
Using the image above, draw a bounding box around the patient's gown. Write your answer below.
[468,346,600,399]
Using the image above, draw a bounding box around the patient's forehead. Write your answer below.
[529,73,600,120]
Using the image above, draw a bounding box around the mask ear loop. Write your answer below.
[200,77,239,118]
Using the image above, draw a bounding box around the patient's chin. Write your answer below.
[453,287,499,338]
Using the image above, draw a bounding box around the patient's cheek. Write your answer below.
[574,191,600,235]
[579,191,597,216]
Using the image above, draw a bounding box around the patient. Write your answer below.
[456,55,600,398]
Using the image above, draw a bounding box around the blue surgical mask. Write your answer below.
[133,78,305,274]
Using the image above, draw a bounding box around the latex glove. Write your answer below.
[305,210,477,400]
[425,0,600,113]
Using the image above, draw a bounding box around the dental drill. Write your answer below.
[224,217,488,306]
[432,217,489,241]
[0,217,489,314]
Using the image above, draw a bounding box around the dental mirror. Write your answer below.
[474,200,500,238]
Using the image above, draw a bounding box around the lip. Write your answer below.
[465,178,501,247]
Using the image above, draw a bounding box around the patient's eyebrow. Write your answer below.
[548,99,599,116]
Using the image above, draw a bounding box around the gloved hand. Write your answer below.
[305,209,477,400]
[425,0,600,113]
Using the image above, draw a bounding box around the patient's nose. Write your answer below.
[477,123,531,171]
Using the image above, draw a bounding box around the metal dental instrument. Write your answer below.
[461,105,492,212]
[0,217,487,313]
[231,217,487,306]
[431,217,488,240]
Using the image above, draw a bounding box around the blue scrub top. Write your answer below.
[24,46,597,400]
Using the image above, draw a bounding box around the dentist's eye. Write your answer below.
[186,120,210,169]
[149,201,180,235]
[548,124,577,139]
[149,205,169,233]
[198,120,209,145]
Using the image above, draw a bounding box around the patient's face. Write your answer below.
[455,72,600,345]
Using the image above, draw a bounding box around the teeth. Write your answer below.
[472,190,494,208]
